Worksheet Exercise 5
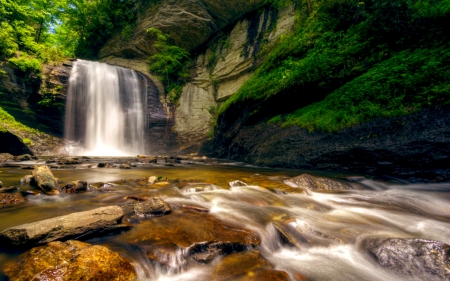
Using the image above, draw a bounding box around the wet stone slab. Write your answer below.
[122,209,261,268]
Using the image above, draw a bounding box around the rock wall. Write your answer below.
[173,5,296,151]
[0,62,70,155]
[99,0,267,59]
[205,105,450,182]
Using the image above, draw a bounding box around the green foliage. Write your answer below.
[219,0,450,132]
[275,46,450,131]
[8,54,41,74]
[0,106,42,135]
[147,28,190,103]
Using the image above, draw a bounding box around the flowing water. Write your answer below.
[1,160,450,280]
[64,60,147,156]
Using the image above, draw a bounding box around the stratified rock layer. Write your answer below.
[3,240,136,281]
[0,206,129,246]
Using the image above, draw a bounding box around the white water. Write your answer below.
[64,60,147,156]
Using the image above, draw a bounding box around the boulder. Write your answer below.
[0,193,26,207]
[119,164,131,169]
[31,165,60,194]
[123,209,260,268]
[61,180,89,194]
[0,153,14,162]
[213,250,294,281]
[19,175,34,185]
[0,186,19,193]
[3,240,136,281]
[363,237,450,280]
[0,206,130,247]
[134,197,172,217]
[284,174,349,192]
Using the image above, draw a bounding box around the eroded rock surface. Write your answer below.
[0,206,129,246]
[3,240,136,281]
[363,237,450,280]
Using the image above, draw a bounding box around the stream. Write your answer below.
[1,157,450,280]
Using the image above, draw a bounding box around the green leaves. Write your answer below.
[147,28,190,104]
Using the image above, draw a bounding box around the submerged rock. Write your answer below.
[0,206,130,247]
[213,250,293,281]
[363,237,450,280]
[3,240,136,281]
[31,165,60,194]
[61,180,89,194]
[124,210,260,268]
[0,186,18,193]
[134,197,172,217]
[0,181,2,188]
[0,193,26,207]
[284,174,349,191]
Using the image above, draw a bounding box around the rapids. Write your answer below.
[1,159,449,280]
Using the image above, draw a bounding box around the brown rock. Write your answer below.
[3,240,136,281]
[123,210,260,268]
[19,175,34,185]
[15,154,33,161]
[148,175,157,184]
[0,186,18,193]
[31,165,60,194]
[0,153,14,162]
[0,193,26,207]
[284,174,349,192]
[61,180,89,194]
[134,197,172,217]
[0,206,130,246]
[213,251,292,281]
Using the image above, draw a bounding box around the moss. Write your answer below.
[218,0,450,132]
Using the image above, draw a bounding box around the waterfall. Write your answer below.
[64,60,147,156]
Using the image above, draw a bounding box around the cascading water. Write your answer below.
[64,60,147,156]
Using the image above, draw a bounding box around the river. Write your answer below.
[1,157,449,280]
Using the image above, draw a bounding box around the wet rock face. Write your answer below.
[31,165,60,194]
[284,174,349,192]
[213,251,294,281]
[0,206,129,247]
[3,240,136,281]
[134,197,172,217]
[363,238,450,280]
[123,210,260,268]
